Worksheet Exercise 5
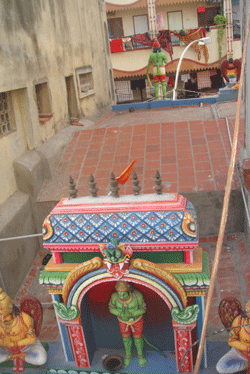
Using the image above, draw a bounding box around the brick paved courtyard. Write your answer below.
[14,101,249,347]
[37,105,244,202]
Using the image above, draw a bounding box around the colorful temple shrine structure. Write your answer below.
[40,191,210,373]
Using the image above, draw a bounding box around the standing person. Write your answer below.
[109,281,148,368]
[146,39,168,100]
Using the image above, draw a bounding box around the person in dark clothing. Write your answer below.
[185,73,199,98]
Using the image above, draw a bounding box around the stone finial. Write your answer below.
[89,174,98,197]
[132,171,141,195]
[109,171,120,198]
[154,170,164,194]
[69,176,78,199]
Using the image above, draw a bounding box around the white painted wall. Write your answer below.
[157,2,206,29]
[110,28,242,72]
[107,1,219,35]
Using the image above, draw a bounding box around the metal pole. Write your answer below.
[173,39,201,100]
[193,8,250,374]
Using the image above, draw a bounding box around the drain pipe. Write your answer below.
[214,103,250,227]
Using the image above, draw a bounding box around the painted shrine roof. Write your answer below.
[43,193,199,251]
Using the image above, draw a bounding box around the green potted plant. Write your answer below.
[214,13,228,65]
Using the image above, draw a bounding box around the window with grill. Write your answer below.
[0,92,14,136]
[198,7,221,27]
[168,11,183,46]
[76,66,95,99]
[108,18,124,39]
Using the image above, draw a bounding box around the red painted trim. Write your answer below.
[50,194,187,215]
[183,250,193,264]
[53,252,63,264]
[44,241,198,252]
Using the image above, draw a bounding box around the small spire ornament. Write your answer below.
[132,171,141,195]
[109,171,120,197]
[69,176,78,199]
[154,170,164,194]
[89,174,98,197]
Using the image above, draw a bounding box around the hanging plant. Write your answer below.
[214,13,228,66]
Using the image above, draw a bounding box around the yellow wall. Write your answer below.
[0,0,113,205]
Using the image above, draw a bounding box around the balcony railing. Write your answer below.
[110,26,241,54]
[110,30,173,54]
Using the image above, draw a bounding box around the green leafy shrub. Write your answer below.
[214,13,228,65]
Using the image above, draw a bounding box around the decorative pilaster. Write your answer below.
[147,0,157,39]
[224,0,234,57]
[184,250,193,264]
[53,252,63,264]
[172,321,196,373]
[68,323,90,368]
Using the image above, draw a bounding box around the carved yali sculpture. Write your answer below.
[0,289,47,373]
[217,297,250,373]
[100,239,132,279]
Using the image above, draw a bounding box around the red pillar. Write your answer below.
[67,321,90,368]
[172,321,196,373]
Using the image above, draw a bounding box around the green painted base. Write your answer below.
[61,251,184,264]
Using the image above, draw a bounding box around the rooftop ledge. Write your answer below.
[62,192,178,205]
[49,193,189,214]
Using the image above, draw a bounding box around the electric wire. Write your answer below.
[0,233,43,242]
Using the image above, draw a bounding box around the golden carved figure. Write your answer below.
[0,288,47,372]
[217,299,250,373]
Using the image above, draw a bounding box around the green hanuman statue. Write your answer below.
[109,281,148,368]
[146,39,168,100]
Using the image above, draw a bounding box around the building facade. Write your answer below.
[106,0,241,102]
[0,0,114,205]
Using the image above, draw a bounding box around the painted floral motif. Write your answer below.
[174,328,193,373]
[42,215,53,241]
[182,211,197,238]
[68,325,89,368]
[45,210,198,244]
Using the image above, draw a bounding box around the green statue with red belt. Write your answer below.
[146,39,168,100]
[109,281,148,368]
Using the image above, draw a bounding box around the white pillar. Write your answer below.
[224,0,234,57]
[241,0,250,153]
[147,0,157,39]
